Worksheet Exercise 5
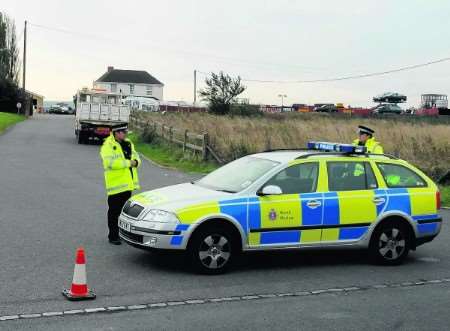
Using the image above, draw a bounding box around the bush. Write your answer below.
[229,104,262,117]
[141,125,158,143]
[208,101,230,115]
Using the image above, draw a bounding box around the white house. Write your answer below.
[93,66,164,101]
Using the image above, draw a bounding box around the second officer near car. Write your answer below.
[100,125,141,245]
[353,125,384,154]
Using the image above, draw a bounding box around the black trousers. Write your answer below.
[107,190,132,240]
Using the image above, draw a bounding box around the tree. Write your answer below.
[0,12,20,85]
[199,71,246,115]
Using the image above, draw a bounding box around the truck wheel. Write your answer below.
[188,225,237,274]
[77,133,85,144]
[369,221,411,265]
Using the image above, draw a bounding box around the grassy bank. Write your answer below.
[0,112,25,134]
[129,133,218,174]
[441,186,450,207]
[135,112,450,181]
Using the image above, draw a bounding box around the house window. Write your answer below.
[111,83,117,93]
[129,84,135,95]
[146,85,153,96]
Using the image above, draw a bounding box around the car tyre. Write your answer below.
[369,221,411,265]
[188,225,237,274]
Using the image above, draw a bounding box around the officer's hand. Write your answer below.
[130,160,138,167]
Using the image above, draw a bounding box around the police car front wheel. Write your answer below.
[188,226,237,274]
[369,221,411,265]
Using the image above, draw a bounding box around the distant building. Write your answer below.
[93,66,164,101]
[26,90,44,113]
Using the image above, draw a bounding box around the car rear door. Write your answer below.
[322,160,380,243]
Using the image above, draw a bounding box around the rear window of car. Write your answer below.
[376,163,427,188]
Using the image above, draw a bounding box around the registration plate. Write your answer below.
[119,220,131,232]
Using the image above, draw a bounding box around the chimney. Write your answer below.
[107,66,114,72]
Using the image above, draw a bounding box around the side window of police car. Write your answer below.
[377,163,427,188]
[327,161,378,191]
[264,162,319,194]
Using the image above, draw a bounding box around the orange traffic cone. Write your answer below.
[62,247,96,301]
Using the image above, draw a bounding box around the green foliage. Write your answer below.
[199,71,246,115]
[229,103,262,117]
[0,12,20,102]
[440,186,450,207]
[0,112,25,133]
[141,124,157,143]
[128,132,218,174]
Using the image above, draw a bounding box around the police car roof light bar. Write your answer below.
[307,141,367,154]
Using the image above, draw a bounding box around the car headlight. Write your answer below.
[141,209,180,223]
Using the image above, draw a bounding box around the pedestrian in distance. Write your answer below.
[100,125,141,245]
[353,125,384,154]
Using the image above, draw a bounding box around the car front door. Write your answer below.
[248,162,322,247]
[322,161,379,243]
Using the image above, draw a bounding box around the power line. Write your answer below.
[28,22,450,84]
[27,22,328,72]
[198,56,450,83]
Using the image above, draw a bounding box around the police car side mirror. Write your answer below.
[258,185,283,196]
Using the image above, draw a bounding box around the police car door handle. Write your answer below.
[373,197,386,205]
[306,200,321,209]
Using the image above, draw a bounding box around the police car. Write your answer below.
[118,142,442,274]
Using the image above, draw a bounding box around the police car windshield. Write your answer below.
[195,156,279,193]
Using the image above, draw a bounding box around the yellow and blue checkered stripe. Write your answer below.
[170,187,439,247]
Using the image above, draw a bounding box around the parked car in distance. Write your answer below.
[314,104,338,112]
[49,103,75,115]
[372,103,403,115]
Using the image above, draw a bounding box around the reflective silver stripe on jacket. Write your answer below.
[106,184,129,193]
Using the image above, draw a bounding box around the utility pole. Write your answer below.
[23,20,27,94]
[193,69,197,105]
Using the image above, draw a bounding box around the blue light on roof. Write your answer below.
[307,141,367,154]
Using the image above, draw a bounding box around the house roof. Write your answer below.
[95,69,163,85]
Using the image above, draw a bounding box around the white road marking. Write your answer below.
[2,277,450,323]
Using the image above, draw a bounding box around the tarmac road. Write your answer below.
[1,114,449,330]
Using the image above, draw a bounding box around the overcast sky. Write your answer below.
[3,0,450,107]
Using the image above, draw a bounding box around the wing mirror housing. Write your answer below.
[258,185,283,196]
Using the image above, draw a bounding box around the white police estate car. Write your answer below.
[119,142,442,274]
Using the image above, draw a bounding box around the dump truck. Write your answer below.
[74,88,130,144]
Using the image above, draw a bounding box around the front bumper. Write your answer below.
[118,214,189,250]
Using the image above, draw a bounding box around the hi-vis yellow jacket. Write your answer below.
[100,134,141,196]
[352,137,384,154]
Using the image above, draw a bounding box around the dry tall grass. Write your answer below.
[136,112,450,180]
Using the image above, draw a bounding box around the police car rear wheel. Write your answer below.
[370,222,410,265]
[189,227,235,274]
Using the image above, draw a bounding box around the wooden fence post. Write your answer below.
[169,126,173,143]
[183,130,188,152]
[202,133,209,161]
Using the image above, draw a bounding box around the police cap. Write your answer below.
[111,125,128,133]
[358,125,374,135]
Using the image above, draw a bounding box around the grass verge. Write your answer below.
[0,112,25,134]
[129,133,218,174]
[440,186,450,207]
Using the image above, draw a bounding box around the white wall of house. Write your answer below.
[93,82,164,100]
